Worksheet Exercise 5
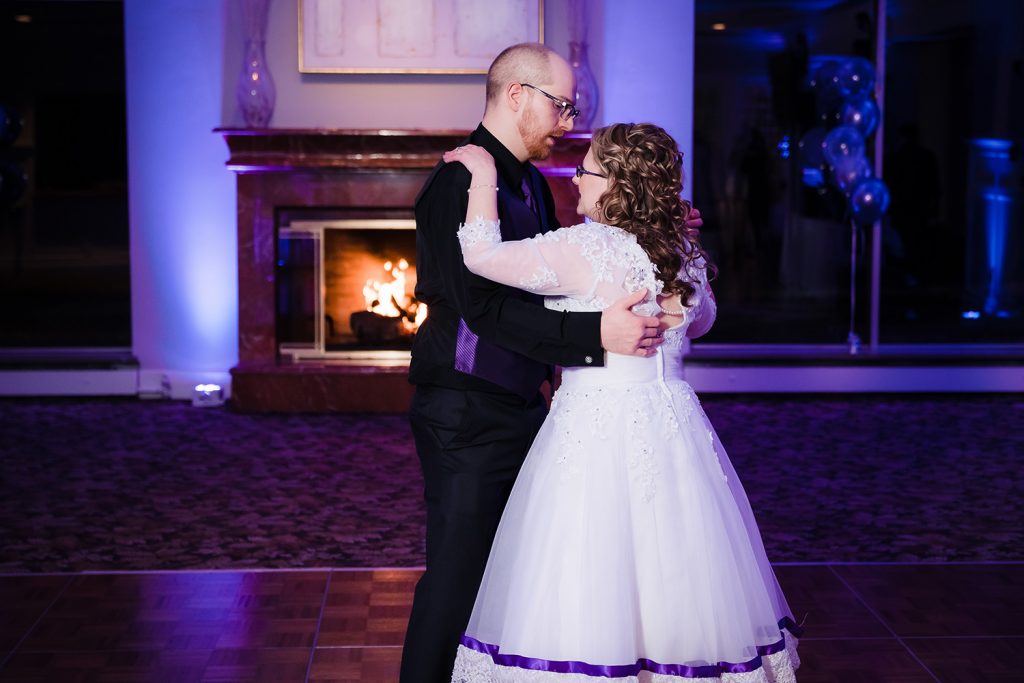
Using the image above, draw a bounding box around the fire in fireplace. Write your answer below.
[354,256,426,343]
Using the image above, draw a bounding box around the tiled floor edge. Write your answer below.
[303,571,333,683]
[1,560,1020,578]
[828,565,943,682]
[0,575,73,672]
[0,566,429,578]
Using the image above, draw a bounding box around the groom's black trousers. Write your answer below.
[400,384,547,683]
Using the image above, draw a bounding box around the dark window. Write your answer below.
[0,1,130,347]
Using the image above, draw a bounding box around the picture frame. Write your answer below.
[299,0,545,74]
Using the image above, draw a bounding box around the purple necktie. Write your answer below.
[521,176,539,217]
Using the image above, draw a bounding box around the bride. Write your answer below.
[443,122,800,683]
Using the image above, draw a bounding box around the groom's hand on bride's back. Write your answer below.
[601,288,663,358]
[684,206,703,231]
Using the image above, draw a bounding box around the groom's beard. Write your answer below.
[518,107,562,161]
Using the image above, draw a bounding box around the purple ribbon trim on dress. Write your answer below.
[778,615,804,638]
[460,618,798,679]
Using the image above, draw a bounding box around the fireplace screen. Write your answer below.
[277,219,421,360]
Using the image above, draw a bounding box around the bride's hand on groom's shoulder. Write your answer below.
[443,144,498,185]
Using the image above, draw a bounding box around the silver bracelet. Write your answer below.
[468,184,498,192]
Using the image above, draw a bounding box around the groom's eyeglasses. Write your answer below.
[521,83,580,122]
[575,164,607,179]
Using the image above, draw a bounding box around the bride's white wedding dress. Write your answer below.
[450,218,800,683]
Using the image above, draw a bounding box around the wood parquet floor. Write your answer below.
[0,563,1020,682]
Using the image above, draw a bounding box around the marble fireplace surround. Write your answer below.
[220,128,589,412]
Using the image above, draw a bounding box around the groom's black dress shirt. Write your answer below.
[409,124,604,398]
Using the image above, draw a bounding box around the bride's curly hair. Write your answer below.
[591,123,716,304]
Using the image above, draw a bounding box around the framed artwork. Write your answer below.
[298,0,545,74]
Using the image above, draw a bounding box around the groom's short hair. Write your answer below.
[486,43,555,105]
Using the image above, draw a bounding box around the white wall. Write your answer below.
[602,0,694,198]
[125,0,238,398]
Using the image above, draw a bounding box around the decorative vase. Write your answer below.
[569,41,598,131]
[236,0,275,128]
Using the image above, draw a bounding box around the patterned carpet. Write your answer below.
[0,394,1021,573]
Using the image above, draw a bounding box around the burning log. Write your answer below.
[350,310,406,343]
[356,258,427,340]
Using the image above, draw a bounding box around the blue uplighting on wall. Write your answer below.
[125,0,237,394]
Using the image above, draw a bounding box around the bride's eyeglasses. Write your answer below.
[575,164,607,179]
[521,83,581,122]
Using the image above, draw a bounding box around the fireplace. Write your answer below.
[277,215,421,357]
[220,128,589,412]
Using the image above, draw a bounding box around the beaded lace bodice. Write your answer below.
[456,218,717,352]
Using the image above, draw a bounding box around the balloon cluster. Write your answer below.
[798,56,889,225]
[0,103,27,209]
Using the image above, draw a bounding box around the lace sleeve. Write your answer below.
[456,215,501,251]
[456,217,599,296]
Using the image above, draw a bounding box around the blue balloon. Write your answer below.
[798,127,827,169]
[840,96,879,137]
[833,156,873,193]
[802,167,826,188]
[811,60,845,113]
[811,60,843,98]
[816,95,843,127]
[0,103,23,146]
[837,57,876,98]
[850,177,890,224]
[823,125,865,167]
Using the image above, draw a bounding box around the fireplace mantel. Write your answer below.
[220,128,589,413]
[218,128,471,171]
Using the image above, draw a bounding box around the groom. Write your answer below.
[401,43,694,682]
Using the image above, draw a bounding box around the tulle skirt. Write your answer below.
[451,361,799,683]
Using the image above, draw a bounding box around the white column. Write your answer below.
[124,0,238,398]
[600,0,695,199]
